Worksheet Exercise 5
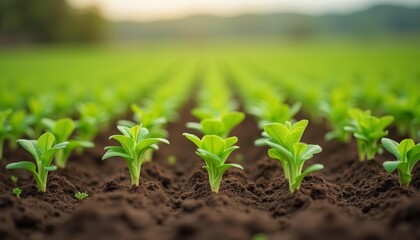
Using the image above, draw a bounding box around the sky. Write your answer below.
[69,0,420,22]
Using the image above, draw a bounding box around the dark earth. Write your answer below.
[0,100,419,240]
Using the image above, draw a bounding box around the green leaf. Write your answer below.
[135,138,168,153]
[379,116,394,129]
[266,141,293,160]
[222,112,244,131]
[397,139,415,157]
[52,141,69,150]
[186,122,202,131]
[197,148,222,164]
[301,144,322,161]
[17,139,40,160]
[201,119,225,136]
[183,133,202,147]
[292,164,324,190]
[45,165,57,171]
[407,144,420,161]
[220,146,239,163]
[293,143,307,159]
[381,138,402,160]
[117,126,131,136]
[102,147,133,160]
[38,132,55,153]
[110,135,134,152]
[224,136,238,148]
[290,120,308,131]
[201,135,225,155]
[53,118,75,142]
[6,161,37,174]
[383,161,404,173]
[264,123,288,145]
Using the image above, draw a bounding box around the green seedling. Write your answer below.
[248,99,301,128]
[76,102,109,142]
[43,118,94,168]
[6,132,69,192]
[12,187,22,198]
[319,92,352,142]
[28,97,53,137]
[0,109,12,160]
[187,111,245,138]
[256,120,323,192]
[102,125,169,186]
[167,155,177,165]
[344,108,394,161]
[381,138,420,186]
[74,191,89,200]
[183,133,243,193]
[11,175,18,185]
[118,103,169,162]
[7,110,34,150]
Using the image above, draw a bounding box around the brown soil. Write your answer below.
[0,101,419,240]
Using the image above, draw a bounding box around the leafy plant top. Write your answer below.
[183,133,243,193]
[381,138,420,186]
[6,132,69,192]
[256,120,323,192]
[102,125,169,186]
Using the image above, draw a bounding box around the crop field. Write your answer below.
[0,41,420,240]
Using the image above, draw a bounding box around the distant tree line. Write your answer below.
[0,0,106,44]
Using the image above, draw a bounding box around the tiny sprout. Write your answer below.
[74,191,88,200]
[167,155,177,165]
[12,187,22,198]
[252,233,268,240]
[11,175,18,185]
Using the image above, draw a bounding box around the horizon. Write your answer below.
[68,0,420,22]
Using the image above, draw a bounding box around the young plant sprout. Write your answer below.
[381,138,420,186]
[118,103,169,162]
[248,99,301,128]
[6,132,69,192]
[187,111,245,138]
[74,191,89,200]
[7,110,34,150]
[11,175,18,185]
[76,102,109,142]
[256,120,323,193]
[0,109,12,160]
[43,118,94,168]
[28,97,53,137]
[102,124,169,186]
[344,108,394,161]
[12,187,22,198]
[183,133,243,193]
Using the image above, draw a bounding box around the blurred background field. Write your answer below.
[0,0,419,108]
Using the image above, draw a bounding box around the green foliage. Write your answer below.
[256,120,323,192]
[119,103,168,139]
[102,125,169,186]
[187,111,245,138]
[12,187,22,198]
[7,110,34,150]
[74,191,89,200]
[76,102,109,142]
[319,91,352,142]
[28,97,53,137]
[6,132,69,192]
[381,138,420,186]
[183,133,243,193]
[248,99,301,128]
[344,108,394,161]
[0,109,12,160]
[43,118,94,168]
